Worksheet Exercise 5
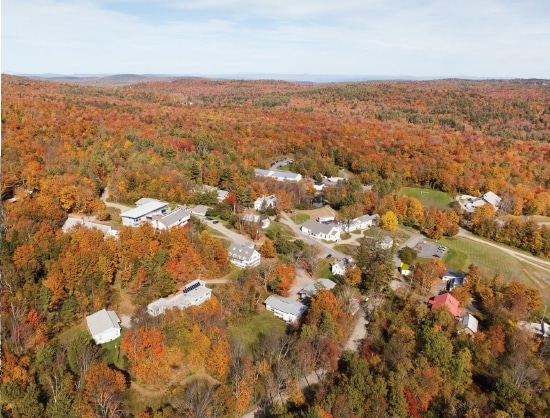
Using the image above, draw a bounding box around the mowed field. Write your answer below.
[438,236,550,303]
[399,187,453,211]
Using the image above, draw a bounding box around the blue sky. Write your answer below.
[2,0,550,78]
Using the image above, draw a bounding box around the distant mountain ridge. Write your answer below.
[12,72,520,86]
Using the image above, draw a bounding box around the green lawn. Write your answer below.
[292,213,310,224]
[437,236,530,283]
[266,221,296,240]
[101,334,126,369]
[340,232,352,240]
[58,321,88,346]
[333,244,357,257]
[399,187,452,210]
[316,260,337,280]
[228,311,287,351]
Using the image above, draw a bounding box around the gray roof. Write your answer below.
[302,219,339,236]
[121,200,168,219]
[217,190,229,200]
[62,218,112,235]
[355,214,379,223]
[86,309,121,336]
[147,280,212,315]
[481,191,501,208]
[191,205,211,216]
[461,313,479,333]
[254,168,301,181]
[135,197,159,206]
[159,207,190,227]
[228,243,258,262]
[298,279,337,298]
[264,295,308,317]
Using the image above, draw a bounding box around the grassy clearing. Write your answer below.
[437,236,529,283]
[399,187,452,210]
[101,334,126,369]
[333,244,357,257]
[292,213,310,224]
[340,232,352,240]
[58,321,88,346]
[266,221,296,240]
[124,388,165,418]
[316,260,337,280]
[228,311,287,351]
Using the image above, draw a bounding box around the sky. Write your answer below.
[2,0,550,79]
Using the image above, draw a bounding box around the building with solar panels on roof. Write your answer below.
[147,280,212,316]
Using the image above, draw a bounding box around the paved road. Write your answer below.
[205,219,255,247]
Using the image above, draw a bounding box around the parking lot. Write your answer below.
[414,241,447,259]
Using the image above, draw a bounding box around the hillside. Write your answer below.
[2,75,550,418]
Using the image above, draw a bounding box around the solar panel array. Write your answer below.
[183,281,201,294]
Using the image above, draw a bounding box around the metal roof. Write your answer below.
[86,309,121,337]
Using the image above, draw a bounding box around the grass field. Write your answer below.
[316,260,337,280]
[228,311,287,351]
[333,244,357,257]
[438,236,532,283]
[399,187,452,210]
[292,213,310,224]
[266,221,296,240]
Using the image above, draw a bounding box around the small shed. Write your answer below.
[86,309,121,344]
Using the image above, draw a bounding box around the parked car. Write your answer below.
[326,254,333,259]
[213,220,219,224]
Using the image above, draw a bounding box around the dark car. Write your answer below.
[213,220,219,224]
[326,254,333,259]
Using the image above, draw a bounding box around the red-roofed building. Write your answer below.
[428,293,461,317]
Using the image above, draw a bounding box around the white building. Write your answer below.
[86,309,122,344]
[301,220,341,242]
[298,278,337,299]
[461,191,502,213]
[150,207,190,230]
[121,200,169,227]
[254,195,277,211]
[460,313,479,336]
[378,236,394,250]
[228,243,261,268]
[147,280,212,316]
[344,214,379,232]
[264,295,308,323]
[254,168,302,182]
[332,258,353,276]
[62,217,118,238]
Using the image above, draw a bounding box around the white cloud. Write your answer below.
[2,0,549,77]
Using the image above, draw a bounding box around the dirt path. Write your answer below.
[130,370,219,398]
[457,228,550,274]
[100,187,133,212]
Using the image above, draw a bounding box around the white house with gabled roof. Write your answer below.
[298,278,337,299]
[121,200,169,227]
[332,257,353,276]
[228,242,261,268]
[86,309,122,344]
[264,295,308,323]
[150,206,190,230]
[254,195,277,211]
[301,220,341,242]
[344,214,380,232]
[147,280,212,316]
[62,217,118,238]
